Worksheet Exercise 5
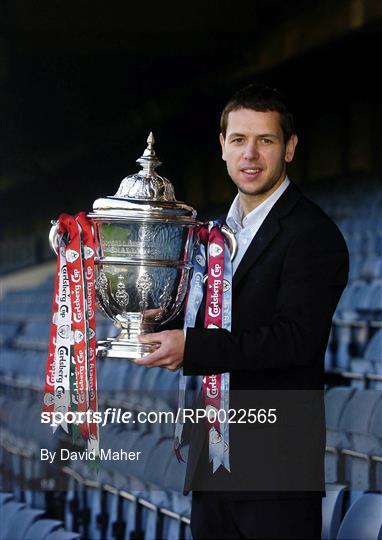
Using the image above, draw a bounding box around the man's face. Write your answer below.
[220,108,297,198]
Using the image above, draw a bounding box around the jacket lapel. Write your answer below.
[232,182,302,291]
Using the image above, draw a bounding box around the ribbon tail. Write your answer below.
[52,420,69,434]
[174,437,185,464]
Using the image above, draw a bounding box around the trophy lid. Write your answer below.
[89,133,197,222]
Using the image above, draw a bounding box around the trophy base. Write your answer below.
[96,338,159,360]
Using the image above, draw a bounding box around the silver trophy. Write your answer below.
[50,133,236,360]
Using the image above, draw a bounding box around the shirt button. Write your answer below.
[242,238,248,244]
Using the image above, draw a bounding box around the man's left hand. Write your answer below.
[136,330,185,371]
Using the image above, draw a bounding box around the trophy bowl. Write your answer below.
[91,219,196,359]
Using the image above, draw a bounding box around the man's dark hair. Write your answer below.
[220,84,295,143]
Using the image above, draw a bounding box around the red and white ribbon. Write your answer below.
[202,224,225,439]
[175,221,232,472]
[43,213,99,455]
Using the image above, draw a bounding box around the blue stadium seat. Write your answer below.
[143,492,169,540]
[154,369,179,411]
[65,459,114,539]
[340,390,382,494]
[325,387,355,483]
[368,280,382,314]
[2,508,45,540]
[162,447,191,540]
[333,281,371,369]
[363,231,380,256]
[96,318,117,341]
[144,437,175,488]
[335,283,358,315]
[0,349,28,377]
[334,324,352,370]
[0,493,14,506]
[376,232,382,256]
[98,359,128,392]
[136,437,175,540]
[365,330,382,363]
[336,492,382,540]
[14,321,50,350]
[45,531,81,540]
[123,432,163,481]
[0,294,30,321]
[25,519,64,540]
[351,330,382,388]
[360,256,382,281]
[350,281,372,312]
[369,398,382,491]
[348,256,363,281]
[325,340,334,371]
[321,484,347,540]
[103,475,130,540]
[0,322,20,347]
[0,502,28,537]
[140,367,163,392]
[63,475,79,533]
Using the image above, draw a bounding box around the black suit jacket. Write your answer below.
[182,181,349,499]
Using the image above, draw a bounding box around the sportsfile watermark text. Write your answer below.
[41,407,278,427]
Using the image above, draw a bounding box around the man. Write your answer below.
[137,84,349,539]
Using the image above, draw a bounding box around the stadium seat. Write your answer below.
[365,329,382,364]
[45,531,81,540]
[334,324,352,370]
[0,492,14,506]
[102,474,131,540]
[348,256,363,281]
[162,447,191,540]
[25,518,63,539]
[351,330,382,388]
[360,256,382,281]
[85,486,107,540]
[14,321,50,350]
[336,492,382,540]
[321,484,347,540]
[369,397,382,491]
[368,280,382,314]
[136,437,175,540]
[2,508,45,540]
[340,390,382,493]
[325,387,355,483]
[0,502,27,537]
[0,322,21,348]
[106,434,173,540]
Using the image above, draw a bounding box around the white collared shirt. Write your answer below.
[226,177,290,274]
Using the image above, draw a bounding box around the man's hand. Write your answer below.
[136,330,185,371]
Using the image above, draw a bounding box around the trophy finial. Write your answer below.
[137,132,162,176]
[111,133,175,201]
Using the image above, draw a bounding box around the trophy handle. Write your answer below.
[221,224,238,262]
[49,220,59,255]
